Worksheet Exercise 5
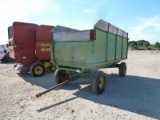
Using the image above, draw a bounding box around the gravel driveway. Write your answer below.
[0,50,160,120]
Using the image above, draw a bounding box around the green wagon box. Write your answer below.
[51,19,128,94]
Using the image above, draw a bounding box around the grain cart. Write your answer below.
[51,19,128,94]
[8,22,56,77]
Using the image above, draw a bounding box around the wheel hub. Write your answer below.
[52,66,56,71]
[35,66,43,75]
[99,76,105,89]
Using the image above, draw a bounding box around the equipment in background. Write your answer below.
[8,22,56,77]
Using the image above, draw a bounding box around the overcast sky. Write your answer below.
[0,0,160,44]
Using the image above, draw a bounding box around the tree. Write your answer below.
[137,40,143,47]
[155,42,160,50]
[136,40,150,47]
[128,41,137,47]
[143,41,150,47]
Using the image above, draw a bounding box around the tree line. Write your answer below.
[128,40,160,50]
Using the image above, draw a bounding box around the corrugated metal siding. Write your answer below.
[51,25,79,33]
[94,19,109,32]
[53,30,91,42]
[94,19,128,38]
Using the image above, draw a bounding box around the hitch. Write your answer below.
[32,80,69,99]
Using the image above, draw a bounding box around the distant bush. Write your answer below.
[128,40,160,50]
[155,42,160,50]
[128,40,150,50]
[137,40,150,47]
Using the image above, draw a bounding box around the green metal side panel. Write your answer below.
[116,36,123,59]
[50,44,54,63]
[122,38,128,58]
[93,29,107,63]
[50,27,128,72]
[54,29,108,66]
[54,41,93,65]
[107,33,116,61]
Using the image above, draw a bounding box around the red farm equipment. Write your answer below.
[8,22,56,77]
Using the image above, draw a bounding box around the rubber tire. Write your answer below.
[54,69,69,84]
[119,62,127,77]
[30,62,45,77]
[92,71,106,94]
[49,65,56,72]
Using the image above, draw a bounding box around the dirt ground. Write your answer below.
[0,50,160,120]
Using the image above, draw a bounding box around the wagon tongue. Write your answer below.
[32,80,69,99]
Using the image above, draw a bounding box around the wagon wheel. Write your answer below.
[30,62,45,77]
[54,69,70,84]
[119,62,127,77]
[92,71,106,94]
[49,65,56,72]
